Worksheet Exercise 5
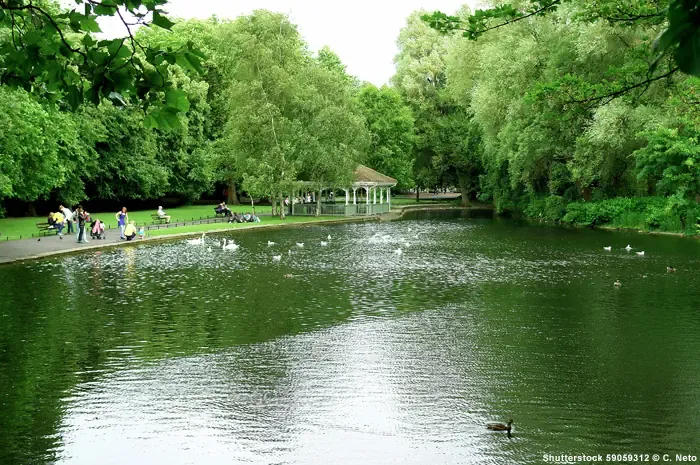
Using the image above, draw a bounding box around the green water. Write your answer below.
[1,210,699,464]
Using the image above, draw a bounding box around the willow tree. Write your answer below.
[219,11,368,218]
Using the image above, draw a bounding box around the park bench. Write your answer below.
[150,213,169,224]
[35,222,56,236]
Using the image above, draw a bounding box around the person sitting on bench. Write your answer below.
[157,206,171,223]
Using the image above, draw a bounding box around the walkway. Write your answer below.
[0,216,231,264]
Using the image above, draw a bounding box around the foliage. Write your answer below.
[216,11,369,216]
[0,0,205,129]
[356,84,415,189]
[422,0,700,80]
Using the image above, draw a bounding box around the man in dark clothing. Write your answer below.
[75,206,87,243]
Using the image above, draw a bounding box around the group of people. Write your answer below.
[228,212,261,223]
[115,207,145,241]
[47,205,105,243]
[215,202,233,217]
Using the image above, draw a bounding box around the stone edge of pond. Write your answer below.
[0,216,381,265]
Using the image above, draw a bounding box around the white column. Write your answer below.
[380,188,384,204]
[353,188,357,205]
[387,187,391,206]
[365,187,370,204]
[373,187,377,204]
[345,189,349,205]
[312,191,316,202]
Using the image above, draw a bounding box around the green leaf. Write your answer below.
[152,10,175,30]
[675,33,700,77]
[94,4,117,16]
[66,85,83,110]
[165,89,190,112]
[81,16,102,33]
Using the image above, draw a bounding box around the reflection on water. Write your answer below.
[1,210,700,464]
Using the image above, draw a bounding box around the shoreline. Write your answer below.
[11,202,689,264]
[0,203,470,265]
[0,216,381,266]
[529,218,699,239]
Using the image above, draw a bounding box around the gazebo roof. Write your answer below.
[353,165,397,187]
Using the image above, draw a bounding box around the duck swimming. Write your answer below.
[603,246,612,251]
[486,419,513,432]
[667,266,676,272]
[614,280,622,287]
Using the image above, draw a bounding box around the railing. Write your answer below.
[289,202,390,217]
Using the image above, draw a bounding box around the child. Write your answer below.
[138,226,145,240]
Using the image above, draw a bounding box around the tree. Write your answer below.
[393,10,484,205]
[422,0,694,102]
[220,11,368,218]
[356,84,415,190]
[0,0,205,128]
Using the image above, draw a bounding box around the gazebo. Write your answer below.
[291,165,397,216]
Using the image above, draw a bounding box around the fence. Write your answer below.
[288,202,391,217]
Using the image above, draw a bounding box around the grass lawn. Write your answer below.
[146,215,346,237]
[0,204,273,241]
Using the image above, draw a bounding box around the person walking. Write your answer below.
[116,207,128,240]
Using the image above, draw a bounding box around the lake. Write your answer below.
[1,209,699,464]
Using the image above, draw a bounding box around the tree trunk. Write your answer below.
[279,192,286,219]
[457,173,471,207]
[27,202,37,217]
[227,179,239,205]
[316,190,321,217]
[251,196,256,216]
[416,188,420,203]
[271,196,276,216]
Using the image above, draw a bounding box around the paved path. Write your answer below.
[0,216,231,264]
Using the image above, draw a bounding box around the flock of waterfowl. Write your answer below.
[184,232,333,265]
[604,243,676,287]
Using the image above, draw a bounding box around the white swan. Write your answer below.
[320,241,328,246]
[327,234,332,240]
[267,241,276,246]
[296,242,304,247]
[272,255,282,262]
[603,246,612,251]
[222,238,239,251]
[288,249,292,255]
[394,248,402,255]
[636,251,645,256]
[185,233,205,245]
[625,244,632,251]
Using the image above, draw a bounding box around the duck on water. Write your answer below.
[486,419,513,432]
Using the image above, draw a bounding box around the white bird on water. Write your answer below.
[625,244,632,251]
[636,251,645,256]
[272,255,281,262]
[267,241,276,246]
[296,242,304,247]
[327,234,332,240]
[603,246,612,251]
[394,248,403,255]
[186,233,205,245]
[222,238,239,251]
[321,241,328,246]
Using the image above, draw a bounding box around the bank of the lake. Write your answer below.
[0,215,362,265]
